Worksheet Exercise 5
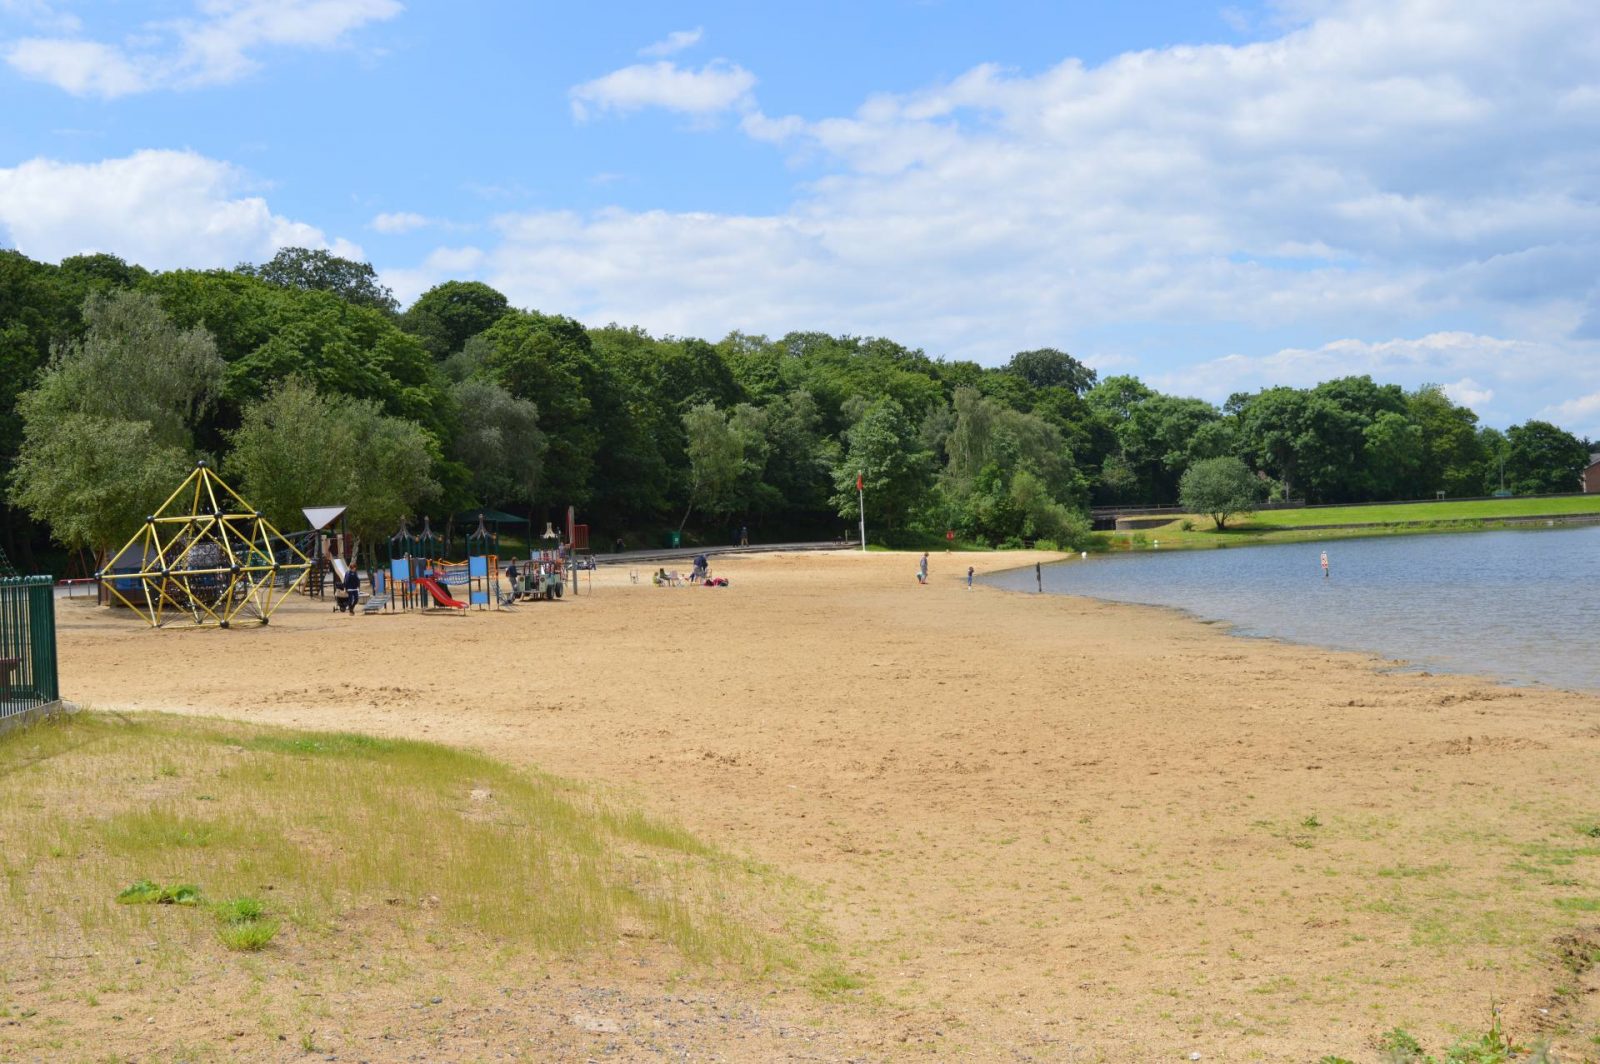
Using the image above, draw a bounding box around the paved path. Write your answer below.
[584,540,856,566]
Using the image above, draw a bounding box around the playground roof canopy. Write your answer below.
[454,508,526,525]
[301,506,348,531]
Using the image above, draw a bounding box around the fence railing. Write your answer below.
[1,575,60,729]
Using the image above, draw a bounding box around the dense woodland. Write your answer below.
[0,246,1592,572]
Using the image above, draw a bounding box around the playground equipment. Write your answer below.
[507,550,564,601]
[373,515,496,614]
[99,462,311,628]
[357,506,592,614]
[301,505,351,600]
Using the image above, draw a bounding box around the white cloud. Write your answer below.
[370,210,430,234]
[569,59,755,121]
[638,27,702,58]
[381,245,485,306]
[0,0,81,33]
[1443,378,1494,408]
[1540,392,1600,439]
[1154,333,1536,405]
[510,0,1600,425]
[0,149,361,269]
[5,37,147,96]
[3,0,402,98]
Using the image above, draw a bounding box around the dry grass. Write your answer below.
[0,711,815,973]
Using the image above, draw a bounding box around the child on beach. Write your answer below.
[917,552,929,585]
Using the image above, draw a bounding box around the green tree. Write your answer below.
[1179,456,1265,530]
[680,402,745,532]
[9,290,223,564]
[1235,387,1311,500]
[237,247,398,313]
[448,378,546,508]
[225,378,357,532]
[58,252,149,292]
[1088,377,1226,502]
[401,281,510,359]
[1505,420,1587,495]
[940,388,1087,545]
[831,398,933,537]
[1361,411,1424,500]
[226,378,439,561]
[345,404,441,552]
[479,310,599,505]
[1406,385,1486,497]
[759,390,836,517]
[1004,348,1097,394]
[10,415,190,567]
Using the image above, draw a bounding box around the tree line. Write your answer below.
[0,246,1591,571]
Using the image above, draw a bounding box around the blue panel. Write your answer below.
[469,590,489,605]
[468,555,489,578]
[390,558,410,583]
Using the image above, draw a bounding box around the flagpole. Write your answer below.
[857,471,867,552]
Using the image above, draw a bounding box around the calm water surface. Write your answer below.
[989,525,1600,692]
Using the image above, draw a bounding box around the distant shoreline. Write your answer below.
[1100,509,1600,552]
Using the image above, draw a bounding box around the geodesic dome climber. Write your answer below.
[98,461,312,629]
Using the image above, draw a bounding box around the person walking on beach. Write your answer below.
[1320,550,1329,578]
[967,565,975,590]
[918,552,929,585]
[339,562,361,614]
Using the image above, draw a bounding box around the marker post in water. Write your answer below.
[1320,550,1329,578]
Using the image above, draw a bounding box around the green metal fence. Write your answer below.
[0,575,60,727]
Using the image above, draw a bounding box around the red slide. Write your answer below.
[416,576,467,610]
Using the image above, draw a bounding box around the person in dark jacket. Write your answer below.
[339,565,361,614]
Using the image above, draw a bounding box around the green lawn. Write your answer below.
[1098,494,1600,552]
[1247,495,1600,528]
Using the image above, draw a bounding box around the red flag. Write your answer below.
[856,472,863,492]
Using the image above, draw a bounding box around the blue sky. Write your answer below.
[3,1,1599,435]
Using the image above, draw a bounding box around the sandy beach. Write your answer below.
[40,549,1600,1061]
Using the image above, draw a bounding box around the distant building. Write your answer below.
[1583,453,1600,493]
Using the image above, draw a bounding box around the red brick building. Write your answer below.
[1583,454,1600,493]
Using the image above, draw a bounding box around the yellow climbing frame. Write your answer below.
[99,462,312,629]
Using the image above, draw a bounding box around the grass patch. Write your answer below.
[1376,864,1452,880]
[217,918,279,951]
[1,712,830,976]
[115,879,199,906]
[213,895,264,923]
[1553,897,1600,912]
[1097,495,1600,552]
[808,962,867,998]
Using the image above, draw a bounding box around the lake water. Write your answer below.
[988,525,1600,692]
